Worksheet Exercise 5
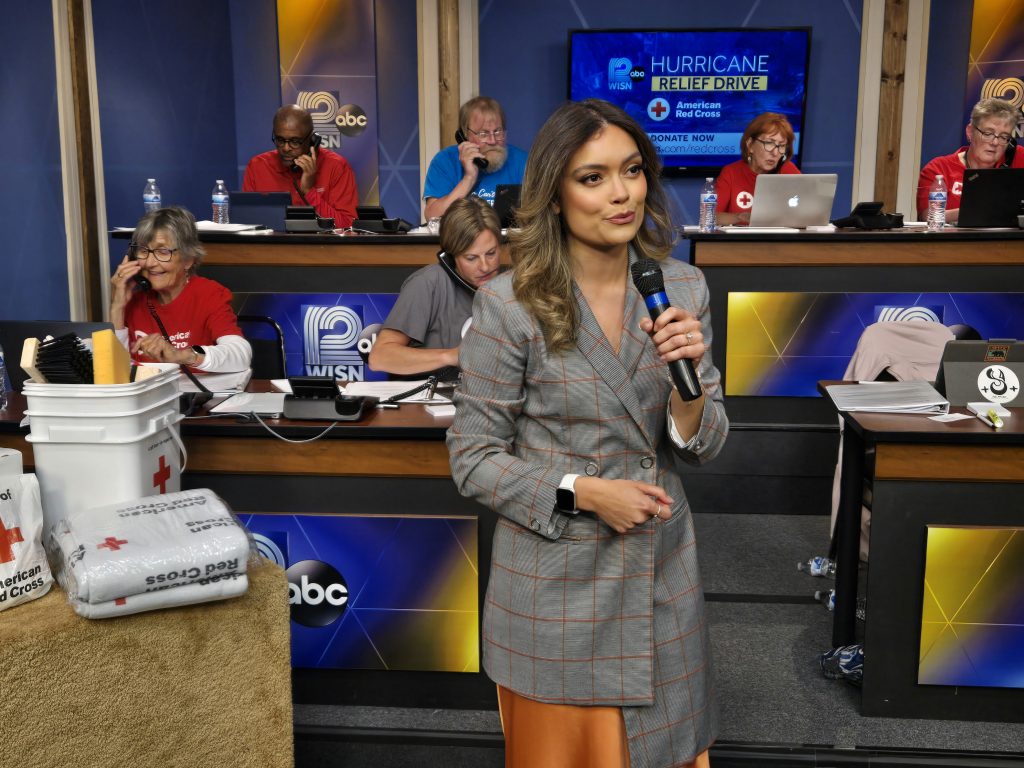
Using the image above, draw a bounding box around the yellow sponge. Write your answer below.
[92,329,131,384]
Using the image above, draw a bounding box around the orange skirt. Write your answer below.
[497,685,710,768]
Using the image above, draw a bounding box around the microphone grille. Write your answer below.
[630,258,665,296]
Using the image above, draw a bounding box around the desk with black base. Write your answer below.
[822,385,1024,720]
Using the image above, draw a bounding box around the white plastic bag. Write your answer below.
[0,474,53,611]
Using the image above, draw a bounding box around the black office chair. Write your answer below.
[236,315,288,380]
[0,320,114,391]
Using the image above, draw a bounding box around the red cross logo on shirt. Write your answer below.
[153,455,171,493]
[0,518,24,564]
[98,537,128,551]
[737,191,754,209]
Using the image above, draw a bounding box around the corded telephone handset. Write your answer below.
[290,132,323,173]
[127,248,151,290]
[455,129,489,170]
[437,250,477,294]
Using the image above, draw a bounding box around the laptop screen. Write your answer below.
[957,168,1024,228]
[748,173,838,228]
[228,191,292,231]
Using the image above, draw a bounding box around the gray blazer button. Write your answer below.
[695,439,704,450]
[530,520,540,531]
[585,462,599,476]
[640,456,654,469]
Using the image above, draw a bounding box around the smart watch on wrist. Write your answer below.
[556,473,580,515]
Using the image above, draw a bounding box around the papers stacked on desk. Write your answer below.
[825,381,950,414]
[343,380,451,403]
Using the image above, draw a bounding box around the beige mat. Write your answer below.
[0,562,293,768]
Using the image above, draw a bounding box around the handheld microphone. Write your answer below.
[630,258,703,401]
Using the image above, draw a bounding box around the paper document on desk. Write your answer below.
[825,381,950,414]
[210,392,286,415]
[720,226,801,234]
[195,220,264,233]
[343,380,451,403]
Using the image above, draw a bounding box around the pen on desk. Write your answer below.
[987,409,1004,429]
[376,403,399,410]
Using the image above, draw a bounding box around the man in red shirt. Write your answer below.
[916,97,1024,223]
[243,105,358,228]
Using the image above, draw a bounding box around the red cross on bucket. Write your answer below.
[153,455,171,493]
[0,518,24,564]
[97,536,128,551]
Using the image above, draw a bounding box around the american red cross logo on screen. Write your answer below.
[98,536,128,551]
[737,191,754,209]
[0,518,24,564]
[153,455,171,493]
[647,98,670,121]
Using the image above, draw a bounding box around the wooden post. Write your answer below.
[437,0,461,145]
[873,0,909,211]
[66,0,104,320]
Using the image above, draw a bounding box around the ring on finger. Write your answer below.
[685,332,694,344]
[654,505,662,520]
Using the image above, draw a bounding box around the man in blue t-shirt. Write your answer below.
[423,96,528,220]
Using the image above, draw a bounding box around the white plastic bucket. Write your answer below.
[24,366,186,529]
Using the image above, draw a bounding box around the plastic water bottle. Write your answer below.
[698,177,717,232]
[815,588,836,611]
[143,178,161,214]
[212,179,230,224]
[798,556,836,578]
[0,344,9,410]
[927,174,946,232]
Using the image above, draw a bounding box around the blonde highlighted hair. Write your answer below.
[510,99,675,353]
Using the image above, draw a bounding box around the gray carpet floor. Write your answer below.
[295,513,1024,759]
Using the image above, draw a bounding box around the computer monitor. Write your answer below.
[492,184,521,229]
[956,168,1024,228]
[228,191,291,231]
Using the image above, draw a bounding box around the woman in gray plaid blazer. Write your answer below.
[448,100,728,768]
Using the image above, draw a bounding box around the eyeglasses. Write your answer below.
[128,245,178,262]
[271,133,312,149]
[466,127,506,142]
[754,138,787,153]
[973,127,1014,145]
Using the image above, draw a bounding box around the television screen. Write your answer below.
[568,28,811,176]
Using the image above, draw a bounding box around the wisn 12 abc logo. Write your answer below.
[302,304,381,381]
[296,91,369,150]
[607,57,646,91]
[252,531,350,628]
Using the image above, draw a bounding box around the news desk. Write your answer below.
[820,388,1024,721]
[685,228,1024,426]
[0,388,497,709]
[111,230,486,294]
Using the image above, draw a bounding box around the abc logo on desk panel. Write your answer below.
[250,530,351,628]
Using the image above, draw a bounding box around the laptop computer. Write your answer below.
[956,168,1024,228]
[228,191,291,231]
[935,338,1023,406]
[492,184,521,229]
[748,173,838,228]
[0,320,114,391]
